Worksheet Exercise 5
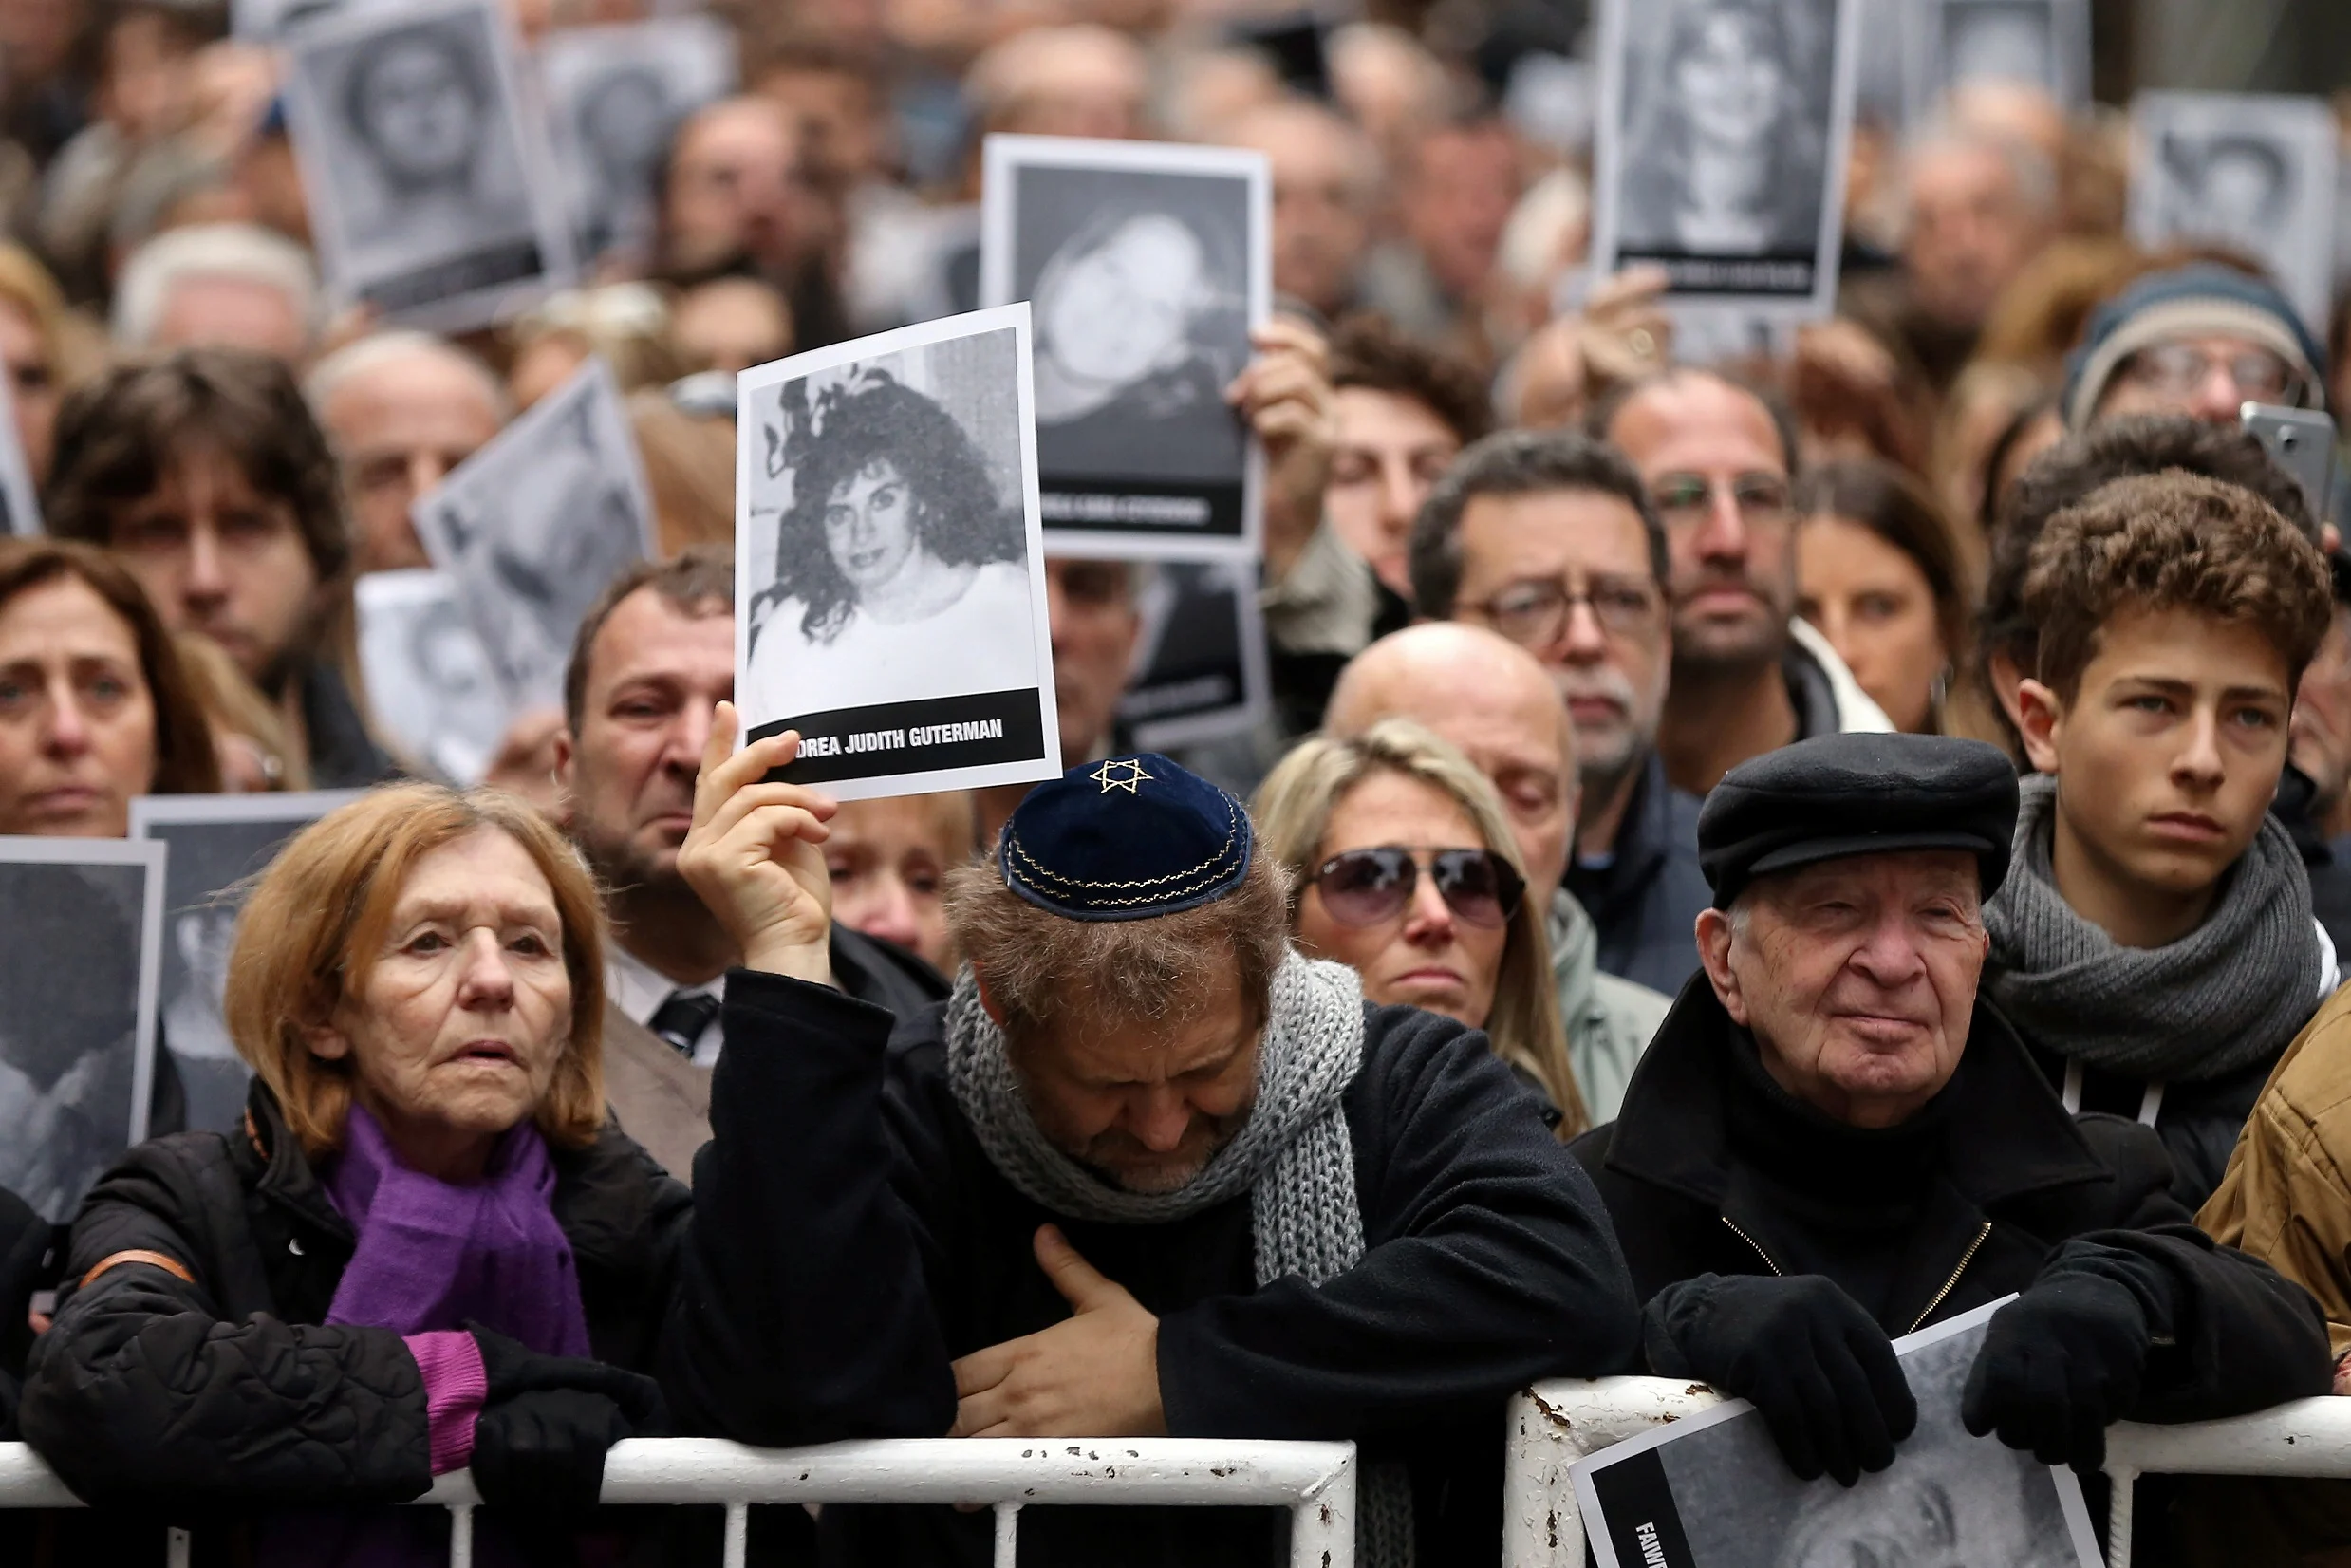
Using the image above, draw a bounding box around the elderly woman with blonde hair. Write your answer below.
[20,786,704,1561]
[1256,719,1589,1137]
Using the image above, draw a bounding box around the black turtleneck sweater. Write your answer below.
[1720,1032,1954,1323]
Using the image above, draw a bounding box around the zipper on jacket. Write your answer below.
[1721,1216,1784,1276]
[1908,1221,1994,1335]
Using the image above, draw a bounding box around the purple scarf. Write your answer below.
[259,1107,593,1568]
[324,1102,590,1358]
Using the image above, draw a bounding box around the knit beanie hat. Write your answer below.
[2061,264,2326,430]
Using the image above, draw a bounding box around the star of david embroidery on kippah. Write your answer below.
[1091,757,1153,795]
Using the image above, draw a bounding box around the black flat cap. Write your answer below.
[1698,733,2020,909]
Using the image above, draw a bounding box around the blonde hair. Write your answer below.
[225,784,608,1159]
[175,631,310,792]
[0,243,68,368]
[1254,719,1588,1139]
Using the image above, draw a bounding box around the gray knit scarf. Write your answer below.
[943,951,1413,1565]
[1983,774,2318,1082]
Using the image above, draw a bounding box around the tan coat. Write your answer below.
[2200,983,2351,1361]
[598,999,712,1185]
[2186,994,2351,1568]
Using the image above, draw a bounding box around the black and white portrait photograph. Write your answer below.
[232,0,401,42]
[1592,0,1860,312]
[1576,1301,2100,1568]
[1117,560,1271,750]
[355,569,513,786]
[1907,0,2091,119]
[0,839,164,1223]
[129,793,363,1136]
[540,17,737,266]
[735,304,1061,800]
[2130,91,2340,333]
[980,134,1270,560]
[282,0,575,328]
[412,357,655,714]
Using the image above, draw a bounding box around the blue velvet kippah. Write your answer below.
[999,754,1253,922]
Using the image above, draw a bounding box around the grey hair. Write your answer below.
[1408,429,1667,620]
[1899,122,2059,233]
[304,329,513,422]
[112,223,323,351]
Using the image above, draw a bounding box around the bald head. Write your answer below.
[308,330,509,574]
[1327,622,1578,906]
[969,26,1148,140]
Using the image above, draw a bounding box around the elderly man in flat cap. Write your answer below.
[1574,732,2330,1494]
[669,714,1639,1566]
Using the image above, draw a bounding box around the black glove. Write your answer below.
[1645,1274,1915,1486]
[467,1326,667,1519]
[1962,1258,2162,1471]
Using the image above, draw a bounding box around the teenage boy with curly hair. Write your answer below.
[1987,470,2335,1208]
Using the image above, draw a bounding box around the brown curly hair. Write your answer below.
[1329,313,1495,447]
[2022,471,2331,703]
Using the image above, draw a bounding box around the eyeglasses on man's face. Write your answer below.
[1460,572,1663,648]
[1648,471,1794,531]
[2119,342,2304,406]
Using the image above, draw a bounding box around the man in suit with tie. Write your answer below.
[555,545,948,1178]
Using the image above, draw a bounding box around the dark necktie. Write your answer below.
[647,989,722,1058]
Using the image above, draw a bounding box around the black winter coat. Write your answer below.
[14,1080,744,1563]
[683,971,1642,1568]
[2018,1036,2275,1215]
[1571,980,2332,1422]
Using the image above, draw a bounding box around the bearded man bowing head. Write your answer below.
[667,715,1639,1567]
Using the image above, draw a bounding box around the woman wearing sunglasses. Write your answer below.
[1256,719,1589,1138]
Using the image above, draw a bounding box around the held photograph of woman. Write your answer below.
[735,306,1060,800]
[282,0,574,327]
[981,135,1270,559]
[1594,0,1859,312]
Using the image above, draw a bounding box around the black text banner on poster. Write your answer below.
[751,688,1047,785]
[1588,1448,1697,1568]
[1039,477,1245,541]
[364,242,547,312]
[1618,252,1818,299]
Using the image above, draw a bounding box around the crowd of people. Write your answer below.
[0,0,2346,1564]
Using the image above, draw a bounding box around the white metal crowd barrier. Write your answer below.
[0,1434,1358,1568]
[1506,1376,2351,1568]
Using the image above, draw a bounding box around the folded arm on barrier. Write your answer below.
[17,1145,436,1508]
[1157,1010,1642,1440]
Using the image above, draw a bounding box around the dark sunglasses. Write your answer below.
[1306,847,1525,929]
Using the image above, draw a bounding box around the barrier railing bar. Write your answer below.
[2105,1463,2136,1568]
[0,1436,1356,1568]
[1508,1379,2351,1568]
[994,1501,1021,1568]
